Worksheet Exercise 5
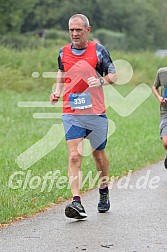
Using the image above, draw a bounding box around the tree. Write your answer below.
[1,0,167,50]
[0,0,34,34]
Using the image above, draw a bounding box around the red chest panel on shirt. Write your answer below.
[61,41,105,114]
[62,41,98,72]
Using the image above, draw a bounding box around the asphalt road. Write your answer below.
[0,160,167,252]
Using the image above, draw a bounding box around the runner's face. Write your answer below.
[69,18,91,48]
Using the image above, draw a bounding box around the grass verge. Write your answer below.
[0,87,164,224]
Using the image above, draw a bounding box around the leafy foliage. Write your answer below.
[0,0,167,50]
[94,29,126,50]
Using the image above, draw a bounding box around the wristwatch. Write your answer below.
[99,77,105,86]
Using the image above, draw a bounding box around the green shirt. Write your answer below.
[154,67,167,118]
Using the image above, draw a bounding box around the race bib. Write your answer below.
[69,92,92,109]
[162,87,167,100]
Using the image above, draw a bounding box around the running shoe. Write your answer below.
[65,201,87,219]
[98,191,110,213]
[164,155,167,169]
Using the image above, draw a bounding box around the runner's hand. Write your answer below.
[50,93,60,104]
[87,77,101,88]
[159,96,166,106]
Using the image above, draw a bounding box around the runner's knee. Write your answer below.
[69,151,82,164]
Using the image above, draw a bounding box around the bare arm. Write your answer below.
[50,70,64,103]
[103,73,117,85]
[152,85,166,106]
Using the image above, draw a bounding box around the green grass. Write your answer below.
[0,45,167,224]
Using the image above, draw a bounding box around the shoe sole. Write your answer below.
[164,158,167,169]
[65,206,87,219]
[98,208,110,213]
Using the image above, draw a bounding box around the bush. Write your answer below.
[0,32,69,50]
[45,29,70,42]
[94,29,126,51]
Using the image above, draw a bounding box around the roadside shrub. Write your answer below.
[94,28,126,51]
[0,32,68,50]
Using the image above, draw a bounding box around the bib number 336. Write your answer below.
[69,92,92,109]
[74,97,86,105]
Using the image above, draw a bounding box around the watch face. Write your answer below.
[100,77,104,85]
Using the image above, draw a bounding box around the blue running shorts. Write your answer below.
[62,114,108,150]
